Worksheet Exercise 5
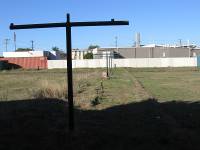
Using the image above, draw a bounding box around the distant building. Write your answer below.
[1,51,60,69]
[191,48,200,57]
[72,48,98,60]
[3,51,60,60]
[94,46,192,59]
[72,49,86,60]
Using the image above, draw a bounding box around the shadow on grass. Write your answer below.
[0,99,200,150]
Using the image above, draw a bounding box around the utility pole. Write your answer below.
[14,32,17,51]
[4,39,10,52]
[10,13,129,131]
[31,40,34,51]
[115,36,118,48]
[178,39,182,47]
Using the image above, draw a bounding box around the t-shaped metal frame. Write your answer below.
[10,13,129,131]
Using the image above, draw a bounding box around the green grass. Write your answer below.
[130,67,200,101]
[0,68,140,109]
[1,68,200,150]
[1,67,200,106]
[0,69,68,100]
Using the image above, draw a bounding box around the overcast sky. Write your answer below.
[0,0,200,54]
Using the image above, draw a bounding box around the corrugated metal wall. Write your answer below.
[0,57,47,69]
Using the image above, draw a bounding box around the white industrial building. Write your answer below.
[72,48,98,60]
[3,51,60,60]
[72,49,85,60]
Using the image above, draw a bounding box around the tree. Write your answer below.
[84,52,93,59]
[15,48,32,52]
[51,46,67,59]
[52,46,60,51]
[88,45,99,50]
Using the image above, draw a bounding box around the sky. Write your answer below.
[0,0,200,54]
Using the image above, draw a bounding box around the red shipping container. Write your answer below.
[0,57,47,69]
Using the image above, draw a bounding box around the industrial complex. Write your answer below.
[93,33,200,59]
[93,46,200,59]
[1,33,200,69]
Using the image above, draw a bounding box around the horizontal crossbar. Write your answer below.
[71,21,129,27]
[10,22,66,29]
[10,20,129,30]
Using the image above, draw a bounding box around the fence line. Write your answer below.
[48,57,197,69]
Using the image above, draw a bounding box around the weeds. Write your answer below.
[91,81,104,106]
[33,80,67,99]
[91,96,102,106]
[0,90,8,101]
[76,81,91,94]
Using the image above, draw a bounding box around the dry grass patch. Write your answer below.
[33,80,67,99]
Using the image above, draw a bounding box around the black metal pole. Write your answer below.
[110,53,113,75]
[109,54,111,76]
[106,50,109,77]
[66,14,74,131]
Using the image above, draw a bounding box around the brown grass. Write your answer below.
[33,80,67,99]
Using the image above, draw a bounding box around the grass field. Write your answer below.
[1,67,200,150]
[1,67,200,105]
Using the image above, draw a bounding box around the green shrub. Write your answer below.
[91,96,102,106]
[84,53,93,59]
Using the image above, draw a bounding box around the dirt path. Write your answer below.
[123,68,155,100]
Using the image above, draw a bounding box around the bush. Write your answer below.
[91,96,102,106]
[84,53,93,59]
[90,82,104,106]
